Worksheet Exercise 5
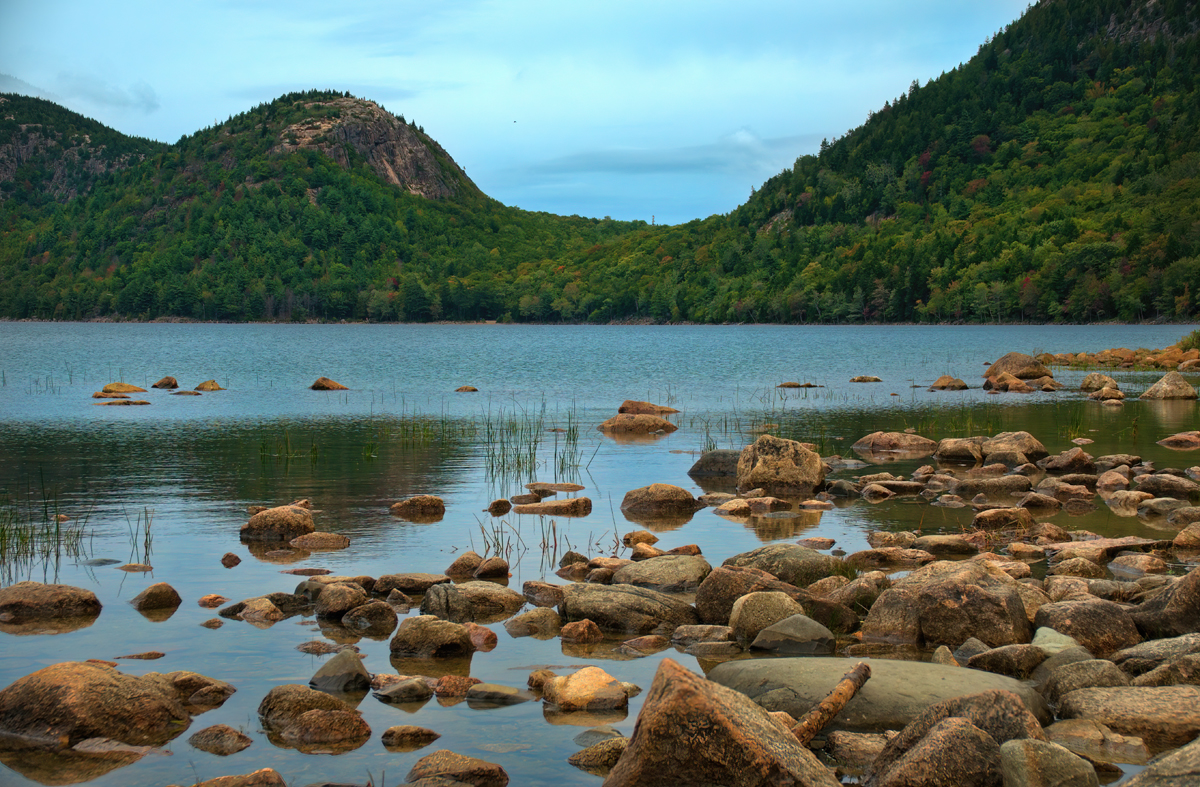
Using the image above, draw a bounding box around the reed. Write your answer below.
[0,488,90,584]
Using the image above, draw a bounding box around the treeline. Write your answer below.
[1,0,1199,324]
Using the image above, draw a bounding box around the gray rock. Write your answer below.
[721,544,839,588]
[611,555,712,591]
[559,583,698,635]
[750,614,835,654]
[503,607,562,638]
[374,677,434,704]
[687,449,741,477]
[309,649,371,693]
[1058,686,1200,750]
[708,658,1049,733]
[1043,660,1130,704]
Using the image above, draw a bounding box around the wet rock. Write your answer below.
[486,498,512,516]
[710,659,1048,732]
[1140,371,1198,400]
[686,450,742,481]
[561,619,604,644]
[611,555,711,591]
[170,768,285,787]
[559,583,698,634]
[511,497,593,516]
[420,581,524,623]
[620,484,704,518]
[194,380,223,391]
[0,582,102,624]
[310,376,348,390]
[406,750,509,787]
[504,607,562,638]
[381,725,440,752]
[289,531,349,550]
[1045,718,1149,766]
[1034,599,1141,658]
[0,662,194,747]
[389,615,476,658]
[912,534,977,556]
[722,544,839,588]
[984,353,1052,380]
[543,666,628,711]
[375,678,434,704]
[569,737,628,775]
[982,431,1049,461]
[220,553,241,568]
[376,572,451,596]
[860,560,1031,648]
[597,414,677,434]
[750,614,834,654]
[603,659,839,787]
[1049,557,1107,579]
[967,644,1048,680]
[952,475,1034,497]
[151,376,178,389]
[850,431,938,458]
[239,597,284,624]
[522,580,565,608]
[972,507,1036,530]
[1044,660,1131,704]
[342,600,398,636]
[735,434,825,495]
[929,375,969,390]
[1057,686,1200,751]
[314,583,370,619]
[1136,473,1200,498]
[868,716,1002,787]
[101,381,146,393]
[1130,567,1200,639]
[389,495,446,521]
[999,739,1099,787]
[473,556,509,579]
[850,375,883,382]
[241,505,315,542]
[188,723,253,756]
[130,582,182,612]
[728,591,805,647]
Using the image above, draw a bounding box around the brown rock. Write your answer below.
[0,582,102,623]
[511,497,593,516]
[543,666,627,711]
[455,385,478,392]
[1140,371,1198,400]
[188,723,252,755]
[620,484,703,516]
[101,382,146,393]
[220,553,241,568]
[382,724,441,751]
[289,531,350,550]
[597,414,678,434]
[151,376,178,389]
[929,375,969,390]
[486,498,512,516]
[240,505,315,542]
[562,619,604,644]
[310,376,348,390]
[601,659,838,787]
[736,434,825,494]
[130,582,182,612]
[389,495,446,520]
[1034,599,1142,658]
[617,400,679,415]
[983,352,1052,380]
[194,380,224,391]
[407,750,509,787]
[1057,686,1200,751]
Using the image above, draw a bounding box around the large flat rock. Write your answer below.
[707,657,1049,732]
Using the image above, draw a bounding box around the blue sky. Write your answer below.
[1,0,1029,224]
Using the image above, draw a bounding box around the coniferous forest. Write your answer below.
[1,0,1199,324]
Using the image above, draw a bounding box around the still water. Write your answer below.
[0,322,1196,786]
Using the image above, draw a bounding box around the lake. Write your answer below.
[0,321,1197,786]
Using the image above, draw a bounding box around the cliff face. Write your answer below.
[272,97,480,200]
[0,96,153,202]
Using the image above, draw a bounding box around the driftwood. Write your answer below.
[791,661,872,746]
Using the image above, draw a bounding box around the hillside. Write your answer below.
[2,0,1200,324]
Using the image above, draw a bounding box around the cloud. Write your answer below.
[54,72,160,113]
[517,129,823,179]
[0,73,59,101]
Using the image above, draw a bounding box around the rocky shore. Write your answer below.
[3,362,1200,787]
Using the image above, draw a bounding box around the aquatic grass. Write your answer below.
[124,506,154,565]
[0,488,90,584]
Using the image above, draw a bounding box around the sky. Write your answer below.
[0,0,1030,225]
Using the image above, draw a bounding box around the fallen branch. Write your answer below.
[791,661,871,746]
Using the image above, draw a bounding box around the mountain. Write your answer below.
[1,0,1199,324]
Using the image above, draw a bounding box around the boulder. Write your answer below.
[1140,371,1198,400]
[721,544,839,588]
[750,614,835,655]
[1081,373,1118,392]
[389,615,476,658]
[1159,431,1200,450]
[687,449,743,477]
[0,582,101,624]
[617,400,679,415]
[289,531,349,550]
[313,582,369,619]
[611,555,711,591]
[375,572,451,596]
[381,724,440,752]
[711,659,1049,733]
[389,495,446,520]
[1043,660,1130,704]
[187,723,253,756]
[151,376,178,389]
[1058,686,1200,751]
[1130,567,1200,639]
[1034,599,1141,658]
[998,739,1099,787]
[130,582,182,612]
[0,662,194,747]
[559,584,698,635]
[735,434,825,495]
[240,505,315,542]
[504,607,562,638]
[597,414,677,434]
[309,649,370,693]
[420,581,524,623]
[602,659,839,787]
[1135,473,1199,498]
[983,353,1052,380]
[694,565,858,634]
[543,666,628,711]
[934,437,986,463]
[512,497,593,516]
[100,382,146,393]
[619,484,704,517]
[929,375,969,390]
[310,376,348,390]
[982,431,1049,462]
[850,431,938,459]
[342,600,398,636]
[194,380,223,391]
[406,750,509,787]
[729,592,806,647]
[860,560,1031,648]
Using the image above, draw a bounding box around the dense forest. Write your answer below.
[1,0,1199,324]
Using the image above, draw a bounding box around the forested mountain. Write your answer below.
[1,0,1199,324]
